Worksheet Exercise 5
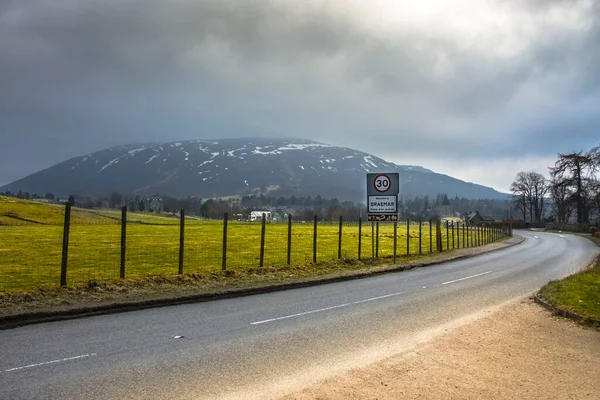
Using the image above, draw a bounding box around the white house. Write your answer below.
[249,211,271,221]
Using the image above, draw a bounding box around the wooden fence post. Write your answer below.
[446,220,449,250]
[120,206,127,279]
[406,219,410,256]
[313,215,318,263]
[436,219,442,252]
[484,224,488,244]
[376,222,379,258]
[338,215,343,259]
[466,223,469,247]
[371,222,375,260]
[179,209,185,275]
[358,217,362,261]
[452,222,455,249]
[393,220,397,263]
[60,202,72,287]
[419,220,422,255]
[481,224,484,245]
[259,213,266,267]
[482,224,485,245]
[429,220,432,253]
[222,212,228,270]
[287,213,292,265]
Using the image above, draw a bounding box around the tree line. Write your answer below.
[510,143,600,227]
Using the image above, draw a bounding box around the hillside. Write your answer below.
[0,196,184,225]
[1,139,507,201]
[0,196,113,225]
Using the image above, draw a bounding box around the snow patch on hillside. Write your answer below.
[99,158,119,172]
[128,147,146,156]
[363,156,378,169]
[278,143,332,151]
[198,160,214,167]
[252,143,333,155]
[145,155,158,164]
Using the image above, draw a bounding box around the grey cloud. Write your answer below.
[1,0,599,188]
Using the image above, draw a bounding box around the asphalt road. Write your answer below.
[1,231,597,400]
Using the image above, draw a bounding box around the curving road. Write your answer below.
[0,231,598,400]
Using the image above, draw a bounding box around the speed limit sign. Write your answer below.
[367,173,398,195]
[373,174,391,193]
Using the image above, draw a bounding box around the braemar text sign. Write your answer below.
[368,195,397,213]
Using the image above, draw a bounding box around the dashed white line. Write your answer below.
[442,271,492,285]
[253,269,497,325]
[251,291,406,325]
[4,353,97,373]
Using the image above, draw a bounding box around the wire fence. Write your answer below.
[0,205,512,292]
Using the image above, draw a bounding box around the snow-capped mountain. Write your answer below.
[1,138,507,201]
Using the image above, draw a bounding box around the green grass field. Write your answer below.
[538,257,600,321]
[537,234,600,321]
[0,195,193,226]
[89,209,203,225]
[0,196,117,225]
[0,197,502,292]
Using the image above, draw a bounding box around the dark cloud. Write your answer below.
[1,0,599,190]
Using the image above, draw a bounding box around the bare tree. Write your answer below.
[510,171,548,222]
[589,145,600,221]
[529,172,549,221]
[588,179,600,222]
[549,152,596,224]
[549,178,574,224]
[510,172,529,221]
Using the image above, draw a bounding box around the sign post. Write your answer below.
[366,173,400,222]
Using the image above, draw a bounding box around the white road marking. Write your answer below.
[251,291,406,325]
[442,271,492,285]
[559,235,565,238]
[4,353,97,373]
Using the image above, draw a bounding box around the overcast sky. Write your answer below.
[1,0,599,192]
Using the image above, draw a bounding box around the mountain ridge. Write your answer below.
[1,138,507,201]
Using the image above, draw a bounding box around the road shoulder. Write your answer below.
[278,298,600,400]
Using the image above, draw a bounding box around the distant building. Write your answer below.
[249,211,271,221]
[466,211,494,225]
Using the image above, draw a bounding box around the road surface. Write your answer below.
[0,231,597,400]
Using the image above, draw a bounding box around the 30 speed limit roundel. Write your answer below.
[373,174,391,193]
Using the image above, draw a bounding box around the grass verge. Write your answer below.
[537,233,600,323]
